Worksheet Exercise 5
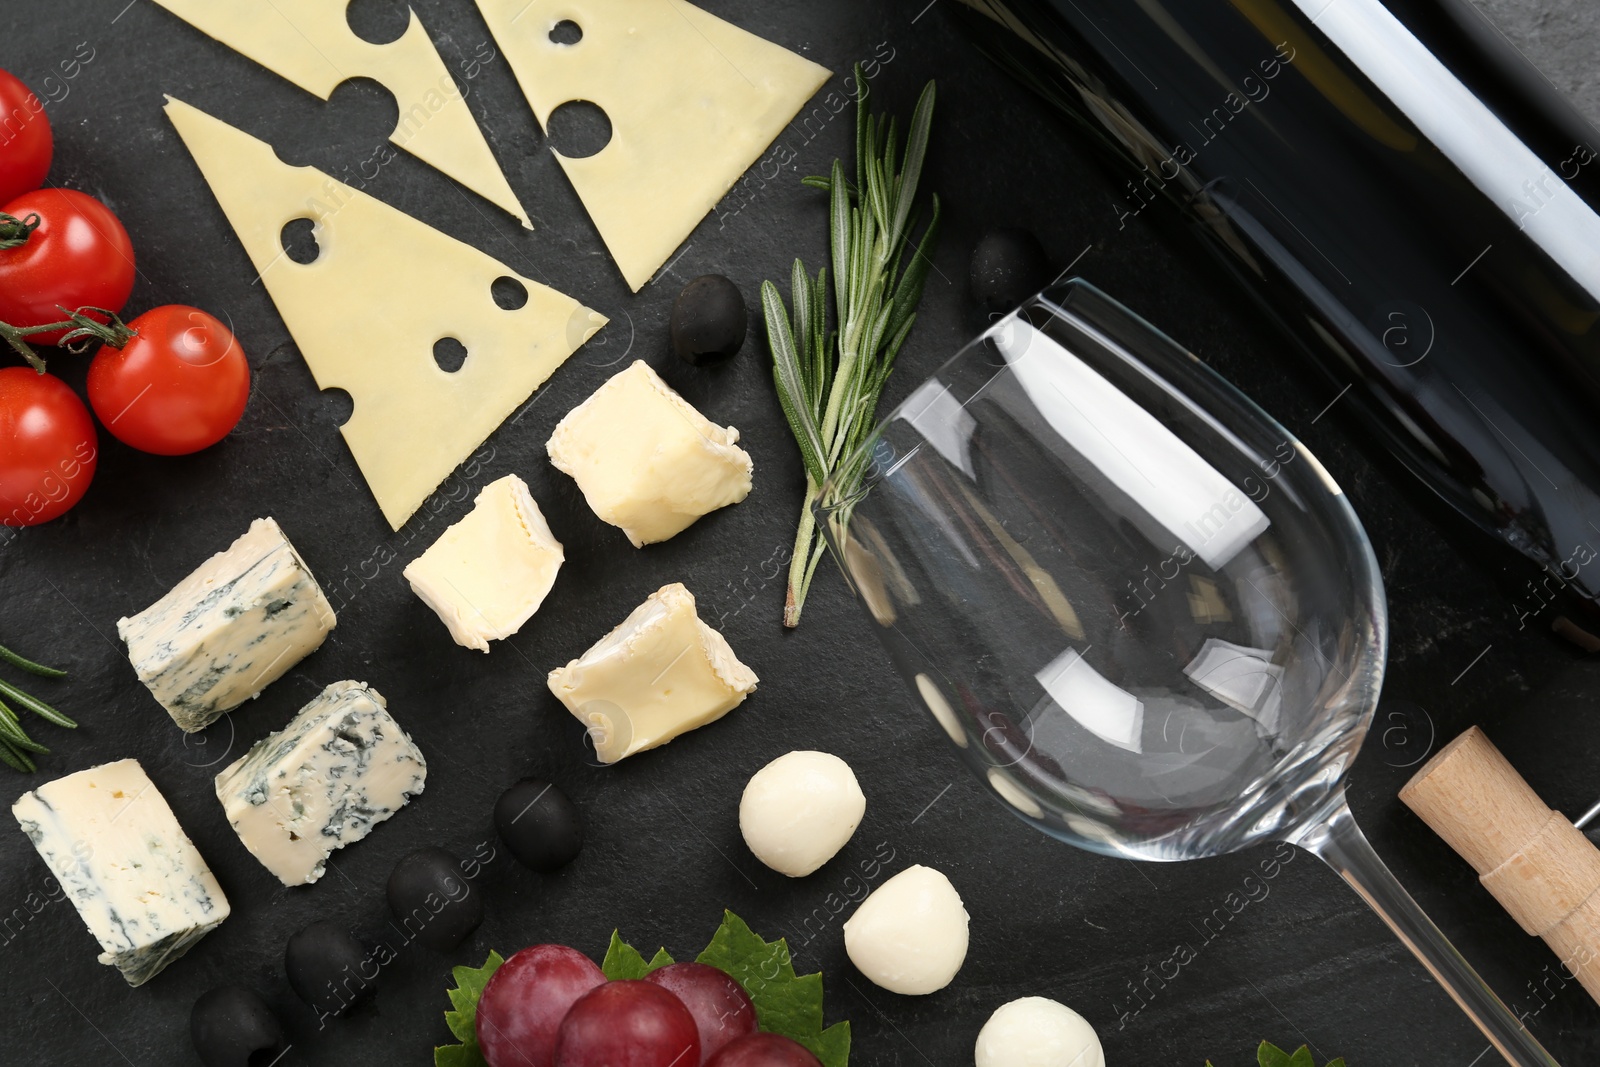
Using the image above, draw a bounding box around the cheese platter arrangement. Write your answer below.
[4,1,1600,1065]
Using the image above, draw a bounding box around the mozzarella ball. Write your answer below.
[975,997,1103,1067]
[842,865,968,994]
[740,751,865,877]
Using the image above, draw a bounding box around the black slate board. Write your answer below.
[3,1,1600,1065]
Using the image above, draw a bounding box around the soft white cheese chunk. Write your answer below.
[547,582,757,762]
[12,758,231,986]
[740,751,866,877]
[117,517,336,732]
[843,865,969,995]
[214,680,426,886]
[546,361,753,546]
[975,997,1104,1067]
[403,474,564,652]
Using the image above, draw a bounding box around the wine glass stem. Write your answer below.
[1291,791,1561,1067]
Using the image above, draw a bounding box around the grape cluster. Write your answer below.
[477,946,820,1067]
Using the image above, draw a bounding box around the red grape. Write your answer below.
[704,1033,822,1067]
[477,945,605,1067]
[643,963,757,1063]
[554,981,701,1067]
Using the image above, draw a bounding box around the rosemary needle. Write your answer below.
[0,740,35,773]
[0,697,48,751]
[0,676,76,728]
[0,642,68,678]
[0,720,50,754]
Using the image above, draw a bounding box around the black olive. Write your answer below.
[494,778,584,873]
[285,920,375,1017]
[969,228,1051,313]
[189,986,283,1067]
[386,847,484,951]
[670,274,747,365]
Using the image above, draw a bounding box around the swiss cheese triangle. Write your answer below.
[164,96,606,530]
[475,0,830,290]
[151,0,533,228]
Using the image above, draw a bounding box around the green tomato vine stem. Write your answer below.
[0,211,39,250]
[0,305,137,373]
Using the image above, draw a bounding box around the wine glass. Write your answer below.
[818,279,1558,1066]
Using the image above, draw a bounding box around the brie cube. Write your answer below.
[547,361,753,546]
[548,583,757,762]
[12,759,230,986]
[403,474,564,652]
[214,680,426,886]
[118,517,336,733]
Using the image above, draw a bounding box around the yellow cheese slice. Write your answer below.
[475,0,830,290]
[151,0,533,228]
[165,97,606,530]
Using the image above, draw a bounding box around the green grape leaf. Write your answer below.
[1280,1045,1315,1067]
[1209,1041,1344,1067]
[1258,1043,1294,1067]
[433,951,504,1067]
[810,1020,853,1067]
[696,910,850,1067]
[601,930,675,980]
[1258,1042,1336,1067]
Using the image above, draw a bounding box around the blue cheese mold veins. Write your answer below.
[11,758,231,986]
[214,680,427,886]
[117,517,337,733]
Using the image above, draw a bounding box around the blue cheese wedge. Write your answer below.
[11,758,231,987]
[403,473,563,652]
[547,361,753,546]
[117,517,336,733]
[547,583,757,762]
[214,681,426,886]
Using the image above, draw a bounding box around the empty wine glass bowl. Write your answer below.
[820,280,1555,1066]
[822,280,1384,860]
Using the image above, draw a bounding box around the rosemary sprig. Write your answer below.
[0,642,75,771]
[763,66,942,628]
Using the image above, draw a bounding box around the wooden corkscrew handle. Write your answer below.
[1400,726,1600,1005]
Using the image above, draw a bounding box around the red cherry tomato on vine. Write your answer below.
[87,305,250,455]
[0,367,98,526]
[0,188,134,346]
[0,69,52,205]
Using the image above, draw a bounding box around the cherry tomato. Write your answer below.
[0,188,135,346]
[0,367,98,526]
[87,305,250,455]
[0,69,52,205]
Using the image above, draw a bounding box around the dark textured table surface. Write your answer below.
[4,2,1600,1065]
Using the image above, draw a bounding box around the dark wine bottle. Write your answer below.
[955,0,1600,646]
